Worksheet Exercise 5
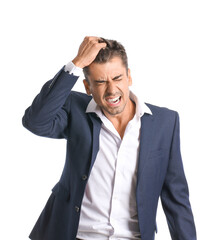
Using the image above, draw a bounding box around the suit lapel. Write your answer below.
[87,113,102,175]
[137,113,155,183]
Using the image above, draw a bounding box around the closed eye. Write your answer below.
[94,80,106,85]
[94,74,123,84]
[113,74,122,81]
[114,77,122,81]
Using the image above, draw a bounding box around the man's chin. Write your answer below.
[102,106,125,116]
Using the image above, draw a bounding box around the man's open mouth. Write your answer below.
[105,96,121,105]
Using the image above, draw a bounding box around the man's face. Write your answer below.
[83,57,133,117]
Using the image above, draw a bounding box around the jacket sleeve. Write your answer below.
[160,112,197,240]
[22,67,79,139]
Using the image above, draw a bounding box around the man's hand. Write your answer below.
[72,36,107,69]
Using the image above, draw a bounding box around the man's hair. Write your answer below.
[83,38,128,82]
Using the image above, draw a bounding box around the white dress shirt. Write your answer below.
[64,62,152,240]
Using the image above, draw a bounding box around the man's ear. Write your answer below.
[83,79,92,95]
[127,68,132,86]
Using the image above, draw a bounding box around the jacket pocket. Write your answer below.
[52,182,70,201]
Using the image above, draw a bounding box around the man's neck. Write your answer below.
[102,99,136,139]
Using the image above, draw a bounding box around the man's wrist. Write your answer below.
[64,61,83,76]
[72,57,85,69]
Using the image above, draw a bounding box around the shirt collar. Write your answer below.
[85,90,152,118]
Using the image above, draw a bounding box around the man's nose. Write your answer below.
[106,81,117,95]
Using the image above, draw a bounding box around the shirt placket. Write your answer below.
[109,124,134,238]
[109,140,123,228]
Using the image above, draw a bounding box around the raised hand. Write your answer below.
[72,36,107,68]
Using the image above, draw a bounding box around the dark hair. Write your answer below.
[83,38,128,82]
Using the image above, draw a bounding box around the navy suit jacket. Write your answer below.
[22,68,197,240]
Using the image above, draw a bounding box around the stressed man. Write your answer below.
[23,36,197,240]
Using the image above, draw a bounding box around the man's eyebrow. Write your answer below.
[112,74,122,80]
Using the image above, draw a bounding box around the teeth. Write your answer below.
[107,96,120,103]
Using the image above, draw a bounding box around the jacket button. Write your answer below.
[82,175,87,180]
[75,206,80,212]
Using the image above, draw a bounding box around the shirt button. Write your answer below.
[82,175,87,180]
[75,206,80,212]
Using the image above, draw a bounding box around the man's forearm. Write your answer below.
[22,67,79,138]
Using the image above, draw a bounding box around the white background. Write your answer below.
[0,0,217,239]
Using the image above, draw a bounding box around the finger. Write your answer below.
[97,42,107,49]
[85,39,106,51]
[84,36,100,43]
[77,37,99,54]
[98,37,106,43]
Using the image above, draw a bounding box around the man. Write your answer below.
[22,36,197,240]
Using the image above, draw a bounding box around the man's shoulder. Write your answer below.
[145,103,176,114]
[67,90,92,111]
[145,102,178,121]
[69,90,91,102]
